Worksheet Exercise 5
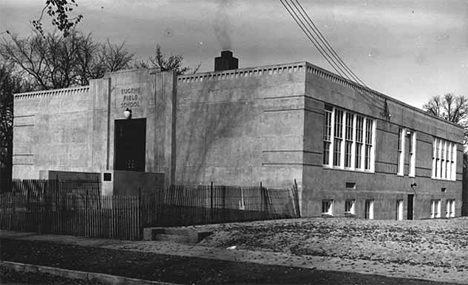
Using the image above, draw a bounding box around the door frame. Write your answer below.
[407,194,414,220]
[114,118,147,172]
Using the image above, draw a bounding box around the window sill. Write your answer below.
[322,165,374,174]
[431,177,457,182]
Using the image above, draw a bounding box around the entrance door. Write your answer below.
[115,119,146,172]
[407,194,414,220]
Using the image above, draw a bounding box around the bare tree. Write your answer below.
[0,31,134,190]
[423,93,468,124]
[32,0,83,37]
[135,44,201,75]
[0,31,134,90]
[423,93,468,148]
[0,62,31,191]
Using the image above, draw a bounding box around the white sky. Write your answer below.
[1,0,467,109]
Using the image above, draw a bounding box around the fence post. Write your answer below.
[210,182,213,223]
[138,187,142,240]
[10,191,15,230]
[85,190,89,237]
[222,185,226,223]
[260,182,263,218]
[293,179,300,218]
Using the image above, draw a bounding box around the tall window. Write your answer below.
[355,116,364,169]
[323,106,374,172]
[365,119,373,170]
[397,128,416,176]
[333,110,343,166]
[345,114,354,168]
[323,106,332,165]
[408,131,416,176]
[397,128,403,175]
[432,138,456,181]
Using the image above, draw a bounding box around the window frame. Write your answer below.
[432,138,456,181]
[345,199,356,215]
[364,199,374,219]
[446,200,455,218]
[322,199,334,216]
[323,105,375,172]
[396,199,404,220]
[430,199,441,218]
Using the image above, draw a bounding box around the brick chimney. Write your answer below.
[214,50,238,71]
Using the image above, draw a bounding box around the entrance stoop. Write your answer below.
[143,227,213,244]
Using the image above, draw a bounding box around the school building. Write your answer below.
[12,51,464,219]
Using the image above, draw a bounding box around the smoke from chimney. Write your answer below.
[214,0,232,50]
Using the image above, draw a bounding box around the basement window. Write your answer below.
[345,199,355,215]
[364,199,374,219]
[322,200,334,216]
[446,200,455,218]
[430,199,441,218]
[346,182,356,189]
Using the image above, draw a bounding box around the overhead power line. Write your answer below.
[279,0,350,81]
[280,0,386,114]
[292,0,367,87]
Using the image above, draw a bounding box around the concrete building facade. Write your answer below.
[13,54,464,219]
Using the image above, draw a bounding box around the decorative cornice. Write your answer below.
[14,86,90,100]
[178,62,306,83]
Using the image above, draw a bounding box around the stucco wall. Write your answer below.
[13,87,94,179]
[175,63,306,188]
[13,68,175,186]
[301,63,464,218]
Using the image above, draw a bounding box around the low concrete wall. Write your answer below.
[101,171,165,196]
[39,170,100,181]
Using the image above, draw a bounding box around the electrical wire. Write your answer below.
[293,0,367,87]
[281,0,384,111]
[279,0,350,80]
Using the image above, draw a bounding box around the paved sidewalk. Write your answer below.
[1,230,467,284]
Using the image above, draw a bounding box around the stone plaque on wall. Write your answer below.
[115,86,144,109]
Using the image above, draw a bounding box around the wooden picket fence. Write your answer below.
[0,193,144,240]
[156,183,299,227]
[0,180,148,240]
[0,180,299,240]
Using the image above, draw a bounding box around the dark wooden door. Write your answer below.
[407,194,414,220]
[114,119,146,172]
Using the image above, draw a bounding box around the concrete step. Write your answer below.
[143,227,212,244]
[153,234,190,243]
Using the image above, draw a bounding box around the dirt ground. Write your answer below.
[1,217,467,284]
[195,217,468,270]
[0,237,461,285]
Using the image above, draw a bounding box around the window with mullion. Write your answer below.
[432,138,456,181]
[322,106,374,172]
[451,143,456,180]
[397,128,403,174]
[333,110,343,166]
[355,116,364,169]
[364,119,373,170]
[344,113,354,168]
[323,109,332,165]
